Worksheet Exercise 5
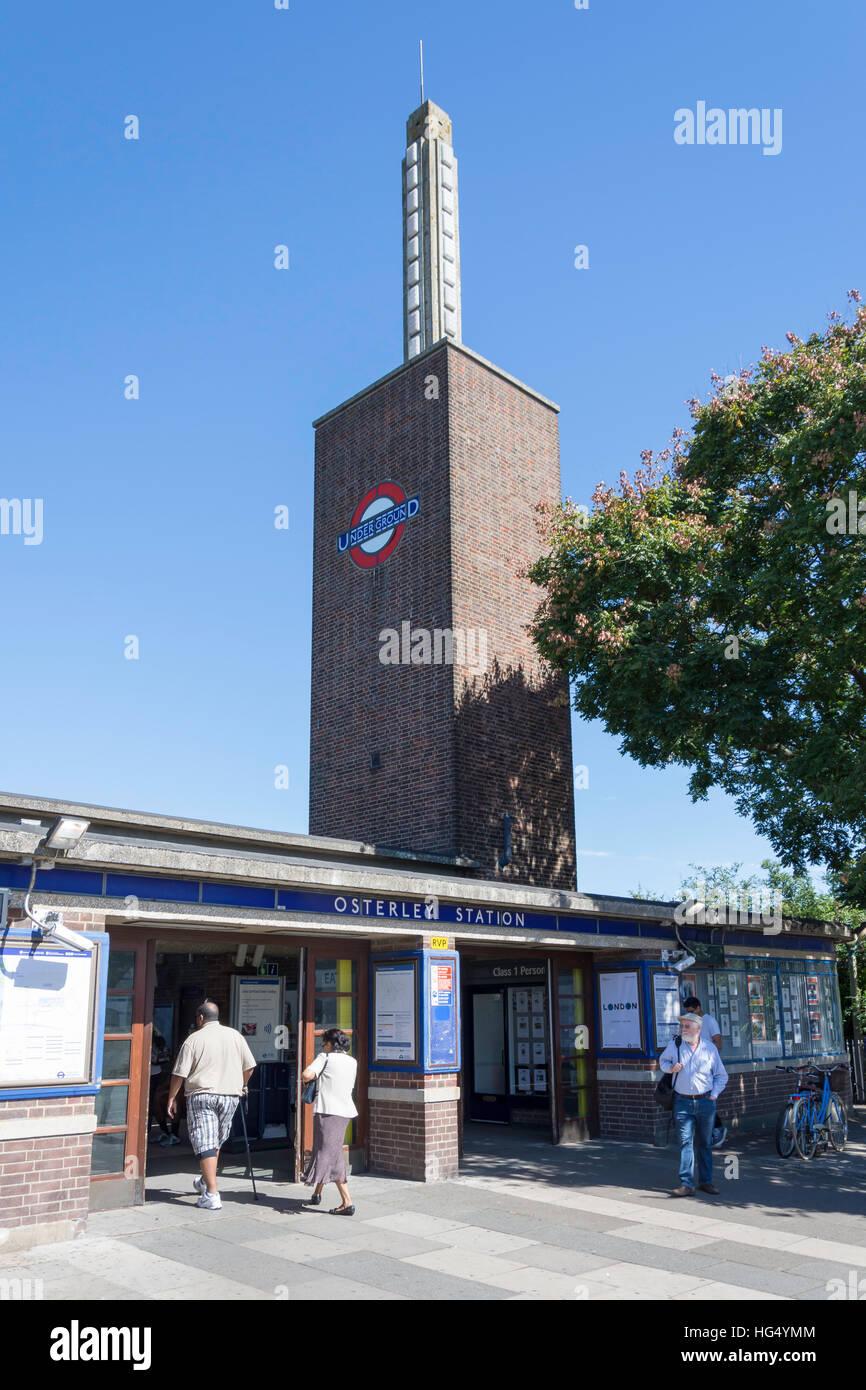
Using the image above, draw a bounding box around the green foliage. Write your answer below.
[531,294,866,906]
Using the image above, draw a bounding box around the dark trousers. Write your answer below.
[672,1094,715,1187]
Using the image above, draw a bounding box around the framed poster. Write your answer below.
[598,971,642,1050]
[783,1011,793,1034]
[718,984,728,1010]
[533,1068,547,1091]
[680,974,697,1002]
[806,976,820,1006]
[748,977,763,1006]
[517,1015,530,1039]
[750,1013,766,1042]
[517,1040,530,1065]
[809,1012,822,1041]
[653,972,681,1049]
[781,986,791,1009]
[532,1040,546,1064]
[530,988,545,1013]
[0,936,106,1094]
[425,952,459,1069]
[517,1067,530,1092]
[720,1014,731,1037]
[231,976,284,1063]
[515,990,529,1013]
[531,1014,545,1039]
[372,959,418,1064]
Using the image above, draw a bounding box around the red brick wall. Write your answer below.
[368,1072,459,1180]
[597,1054,854,1142]
[309,343,576,889]
[0,1096,94,1238]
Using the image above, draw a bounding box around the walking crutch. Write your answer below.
[237,1089,258,1200]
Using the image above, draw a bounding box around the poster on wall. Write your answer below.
[533,1068,547,1091]
[718,984,728,1010]
[530,988,545,1013]
[0,942,99,1089]
[720,1014,731,1037]
[515,990,529,1013]
[809,1013,822,1041]
[531,1014,545,1039]
[748,977,763,1006]
[231,976,284,1063]
[781,986,791,1009]
[373,961,417,1063]
[517,1067,531,1092]
[653,973,681,1049]
[532,1041,545,1064]
[517,1015,530,1039]
[517,1041,530,1065]
[599,971,642,1050]
[806,977,820,1006]
[750,1013,767,1042]
[783,1011,793,1034]
[680,974,697,1003]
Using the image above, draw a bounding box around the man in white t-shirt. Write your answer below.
[683,995,727,1148]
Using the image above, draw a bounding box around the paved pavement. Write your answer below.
[2,1114,865,1301]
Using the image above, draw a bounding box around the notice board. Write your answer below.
[0,927,108,1098]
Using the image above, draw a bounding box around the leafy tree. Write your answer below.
[530,294,866,906]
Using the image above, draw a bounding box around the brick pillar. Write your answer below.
[367,935,461,1180]
[0,1095,95,1251]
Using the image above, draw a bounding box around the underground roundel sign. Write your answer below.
[337,481,420,569]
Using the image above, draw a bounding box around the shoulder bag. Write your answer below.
[654,1035,682,1110]
[302,1056,327,1105]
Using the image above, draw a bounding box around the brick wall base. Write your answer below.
[368,1072,460,1181]
[598,1054,853,1145]
[0,1096,95,1249]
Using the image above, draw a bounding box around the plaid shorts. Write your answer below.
[186,1092,239,1157]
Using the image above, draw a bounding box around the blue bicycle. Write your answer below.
[775,1063,848,1160]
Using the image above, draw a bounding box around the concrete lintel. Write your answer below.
[368,1086,461,1104]
[0,1113,97,1141]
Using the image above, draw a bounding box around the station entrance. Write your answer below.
[461,951,597,1143]
[89,928,368,1211]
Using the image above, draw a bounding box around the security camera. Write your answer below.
[35,912,94,954]
[671,953,696,974]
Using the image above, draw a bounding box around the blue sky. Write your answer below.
[1,0,862,898]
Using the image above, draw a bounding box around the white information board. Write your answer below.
[599,970,642,1050]
[653,973,681,1049]
[374,961,417,1063]
[230,976,284,1063]
[0,944,98,1088]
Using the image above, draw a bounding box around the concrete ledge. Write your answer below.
[0,1217,86,1252]
[0,1114,97,1142]
[368,1086,461,1104]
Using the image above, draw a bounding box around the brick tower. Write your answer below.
[309,99,576,891]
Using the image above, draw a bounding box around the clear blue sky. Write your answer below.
[1,0,862,898]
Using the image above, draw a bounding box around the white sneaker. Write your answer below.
[196,1191,222,1210]
[193,1176,206,1194]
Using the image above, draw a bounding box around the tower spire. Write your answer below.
[402,96,462,362]
[419,40,424,103]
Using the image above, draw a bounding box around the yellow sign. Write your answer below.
[430,936,449,951]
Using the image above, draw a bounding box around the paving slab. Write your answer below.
[125,1228,333,1296]
[308,1249,510,1300]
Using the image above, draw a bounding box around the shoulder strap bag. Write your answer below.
[302,1055,327,1105]
[654,1035,682,1110]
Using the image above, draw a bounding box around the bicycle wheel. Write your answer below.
[828,1094,848,1152]
[774,1102,797,1157]
[791,1096,817,1159]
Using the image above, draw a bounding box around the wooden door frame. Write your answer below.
[300,940,369,1169]
[551,952,598,1141]
[89,933,154,1209]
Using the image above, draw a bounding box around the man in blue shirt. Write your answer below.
[659,1011,729,1196]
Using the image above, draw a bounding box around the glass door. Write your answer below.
[468,988,508,1122]
[301,947,367,1171]
[89,935,153,1210]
